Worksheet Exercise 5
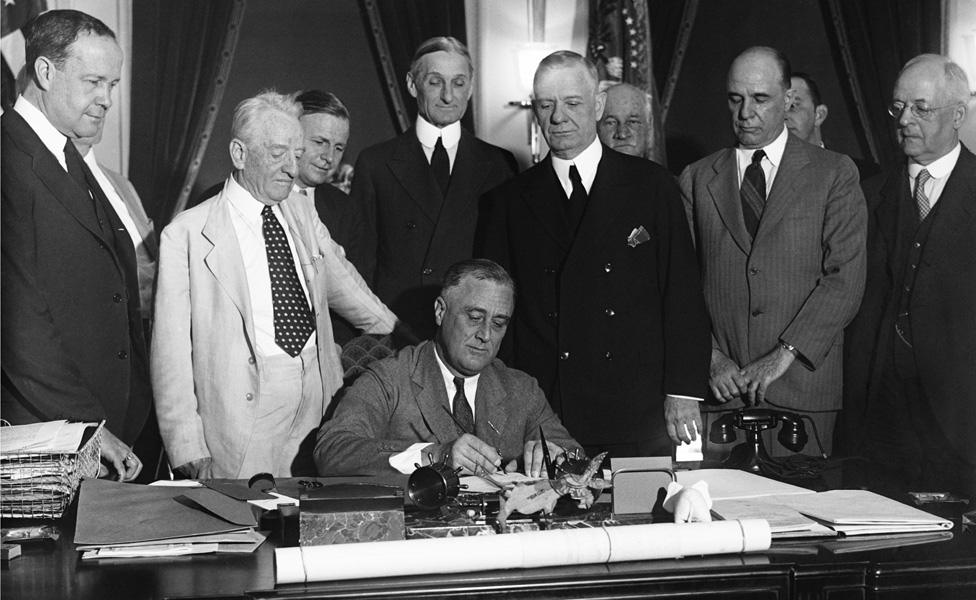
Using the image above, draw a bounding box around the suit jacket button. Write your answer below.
[117,350,128,359]
[604,351,612,360]
[406,221,417,230]
[604,262,612,273]
[547,311,558,320]
[559,351,570,360]
[113,293,124,303]
[422,267,433,276]
[749,267,759,275]
[605,308,615,317]
[544,267,556,275]
[248,356,256,365]
[245,393,254,401]
[751,309,763,317]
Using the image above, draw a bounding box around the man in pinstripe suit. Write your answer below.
[679,47,867,456]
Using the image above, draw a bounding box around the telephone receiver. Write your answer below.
[709,407,809,474]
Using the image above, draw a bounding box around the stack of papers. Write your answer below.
[74,479,267,559]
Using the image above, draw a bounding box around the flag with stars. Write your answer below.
[1,0,46,111]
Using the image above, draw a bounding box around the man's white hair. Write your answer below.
[231,90,302,147]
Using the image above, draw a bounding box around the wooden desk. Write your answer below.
[3,480,975,600]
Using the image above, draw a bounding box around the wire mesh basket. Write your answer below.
[1,422,103,519]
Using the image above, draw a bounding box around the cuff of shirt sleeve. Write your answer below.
[667,394,704,402]
[388,442,434,474]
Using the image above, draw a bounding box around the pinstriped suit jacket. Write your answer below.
[679,133,867,411]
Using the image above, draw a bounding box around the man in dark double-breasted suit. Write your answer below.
[479,51,711,457]
[352,36,517,340]
[843,54,976,497]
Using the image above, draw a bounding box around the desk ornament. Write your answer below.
[498,451,611,528]
[407,452,468,510]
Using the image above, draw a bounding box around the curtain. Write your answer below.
[824,0,943,169]
[360,0,470,135]
[128,0,246,226]
[588,0,697,166]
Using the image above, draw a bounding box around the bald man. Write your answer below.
[679,46,866,457]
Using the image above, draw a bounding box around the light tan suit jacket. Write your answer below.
[152,179,397,477]
[679,134,866,411]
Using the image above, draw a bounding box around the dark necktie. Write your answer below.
[452,376,474,435]
[741,149,766,238]
[567,164,588,232]
[431,136,450,197]
[913,169,932,221]
[261,205,315,357]
[63,139,110,236]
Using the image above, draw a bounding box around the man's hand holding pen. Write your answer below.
[427,434,503,475]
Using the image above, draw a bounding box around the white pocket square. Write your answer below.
[627,225,650,248]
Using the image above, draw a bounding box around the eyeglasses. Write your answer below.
[887,101,959,120]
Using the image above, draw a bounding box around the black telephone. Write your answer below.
[709,407,812,475]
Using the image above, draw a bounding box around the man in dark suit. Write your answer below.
[316,259,580,477]
[680,47,866,458]
[294,89,367,346]
[478,51,710,458]
[351,36,518,341]
[843,54,975,496]
[1,10,149,481]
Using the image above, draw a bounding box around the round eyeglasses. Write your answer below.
[887,101,959,120]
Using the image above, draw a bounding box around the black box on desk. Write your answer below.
[300,484,404,546]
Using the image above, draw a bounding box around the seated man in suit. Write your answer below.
[316,259,580,477]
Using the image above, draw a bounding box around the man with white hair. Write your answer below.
[845,54,975,497]
[597,81,653,159]
[152,91,399,479]
[479,51,710,459]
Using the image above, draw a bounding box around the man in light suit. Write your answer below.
[2,10,149,481]
[844,55,975,496]
[478,51,711,459]
[679,47,866,456]
[352,36,518,341]
[316,259,580,477]
[152,91,399,479]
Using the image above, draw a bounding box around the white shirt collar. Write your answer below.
[908,143,961,180]
[736,125,789,168]
[432,343,480,411]
[14,95,71,171]
[226,174,282,226]
[415,116,461,150]
[551,136,603,196]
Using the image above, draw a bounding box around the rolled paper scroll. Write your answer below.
[275,519,771,584]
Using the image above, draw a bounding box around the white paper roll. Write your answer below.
[275,519,771,584]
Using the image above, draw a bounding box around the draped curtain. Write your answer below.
[128,0,246,227]
[359,0,470,135]
[823,0,943,169]
[588,0,698,166]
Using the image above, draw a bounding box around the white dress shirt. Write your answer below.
[388,345,481,474]
[908,143,961,210]
[735,125,789,194]
[14,95,69,171]
[415,116,461,173]
[551,136,603,197]
[225,177,315,358]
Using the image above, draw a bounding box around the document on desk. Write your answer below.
[764,489,953,535]
[675,469,813,501]
[710,497,831,536]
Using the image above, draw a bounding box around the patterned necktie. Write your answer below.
[431,136,450,197]
[63,139,110,236]
[567,164,588,231]
[741,149,766,238]
[914,169,932,221]
[452,376,474,435]
[261,205,315,357]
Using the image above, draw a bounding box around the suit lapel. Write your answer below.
[569,149,632,258]
[437,132,489,222]
[279,194,321,311]
[201,190,256,345]
[388,130,442,223]
[521,157,573,251]
[923,146,976,264]
[706,148,752,254]
[875,167,909,280]
[474,362,510,450]
[756,135,809,240]
[412,342,462,444]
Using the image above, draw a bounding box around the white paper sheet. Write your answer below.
[275,519,771,584]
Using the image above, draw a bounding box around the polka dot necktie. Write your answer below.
[261,205,314,357]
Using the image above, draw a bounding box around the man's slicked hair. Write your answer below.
[231,89,302,148]
[737,46,791,91]
[441,259,516,299]
[534,51,599,89]
[792,72,823,106]
[295,89,350,122]
[409,36,473,82]
[23,9,115,77]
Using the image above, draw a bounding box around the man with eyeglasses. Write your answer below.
[842,54,975,499]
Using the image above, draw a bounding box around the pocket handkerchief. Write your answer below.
[627,225,651,248]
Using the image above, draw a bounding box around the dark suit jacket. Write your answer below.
[315,341,579,476]
[680,133,866,412]
[313,182,368,346]
[1,109,151,444]
[478,147,710,448]
[352,128,517,339]
[842,145,976,460]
